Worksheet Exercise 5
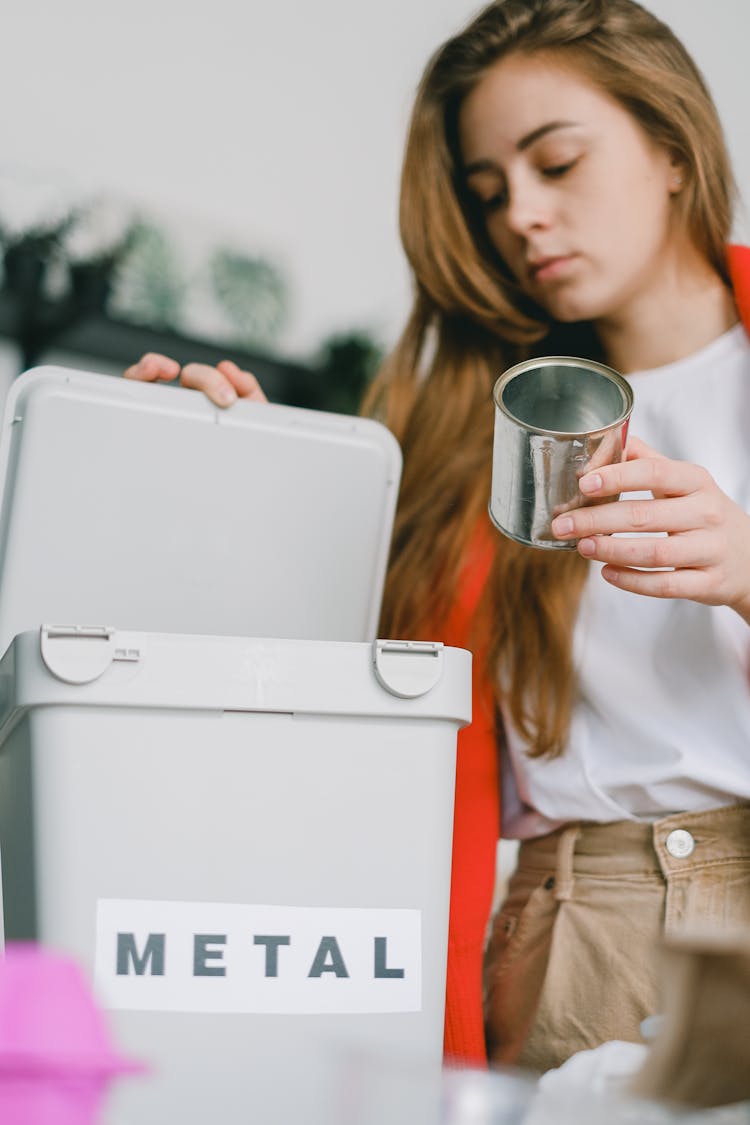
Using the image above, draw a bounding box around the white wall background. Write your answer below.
[1,0,748,365]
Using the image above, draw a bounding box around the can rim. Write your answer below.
[492,355,634,438]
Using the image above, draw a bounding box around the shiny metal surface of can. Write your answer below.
[490,356,634,550]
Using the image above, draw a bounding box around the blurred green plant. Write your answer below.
[0,209,136,365]
[314,330,383,415]
[0,212,81,299]
[0,198,383,410]
[108,220,185,329]
[209,248,287,349]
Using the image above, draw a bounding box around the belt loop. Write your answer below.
[555,824,581,901]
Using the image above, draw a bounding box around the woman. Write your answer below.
[126,0,750,1074]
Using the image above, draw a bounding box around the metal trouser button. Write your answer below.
[665,828,695,858]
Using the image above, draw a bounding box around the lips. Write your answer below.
[527,254,577,284]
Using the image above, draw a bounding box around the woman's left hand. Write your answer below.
[550,436,750,624]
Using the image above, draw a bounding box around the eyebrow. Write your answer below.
[463,120,580,177]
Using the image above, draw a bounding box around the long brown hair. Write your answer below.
[363,0,735,757]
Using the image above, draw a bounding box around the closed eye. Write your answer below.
[542,159,577,179]
[474,160,578,212]
[479,188,508,213]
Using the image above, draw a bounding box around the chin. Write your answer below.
[538,300,591,323]
[536,287,608,325]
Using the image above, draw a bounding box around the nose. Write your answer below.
[503,177,552,239]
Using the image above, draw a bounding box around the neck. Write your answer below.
[594,241,739,375]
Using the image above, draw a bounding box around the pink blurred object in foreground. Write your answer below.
[0,942,144,1125]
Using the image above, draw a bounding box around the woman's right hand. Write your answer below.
[123,353,268,408]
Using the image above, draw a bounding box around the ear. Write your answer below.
[667,151,687,195]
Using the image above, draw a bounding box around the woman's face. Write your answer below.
[458,52,683,325]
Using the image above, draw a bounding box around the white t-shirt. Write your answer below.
[502,323,750,839]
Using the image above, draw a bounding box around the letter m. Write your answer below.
[116,932,166,976]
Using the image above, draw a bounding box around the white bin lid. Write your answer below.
[0,367,401,654]
[0,628,472,727]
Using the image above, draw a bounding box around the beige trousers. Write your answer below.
[483,804,750,1074]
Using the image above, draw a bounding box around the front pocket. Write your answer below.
[484,871,556,993]
[483,874,558,1060]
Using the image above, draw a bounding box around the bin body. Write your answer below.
[0,628,471,1124]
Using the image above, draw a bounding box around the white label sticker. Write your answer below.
[95,899,422,1014]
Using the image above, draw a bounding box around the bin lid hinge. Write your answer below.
[40,624,142,685]
[373,639,444,698]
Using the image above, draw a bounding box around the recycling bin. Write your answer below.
[0,367,470,1121]
[0,625,471,1124]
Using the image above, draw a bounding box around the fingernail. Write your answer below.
[216,386,237,406]
[551,516,574,537]
[579,473,602,493]
[578,538,595,557]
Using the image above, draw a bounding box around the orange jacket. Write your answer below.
[440,244,750,1067]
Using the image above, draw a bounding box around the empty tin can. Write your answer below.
[490,356,634,550]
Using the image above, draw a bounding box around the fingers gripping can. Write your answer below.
[490,356,634,550]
